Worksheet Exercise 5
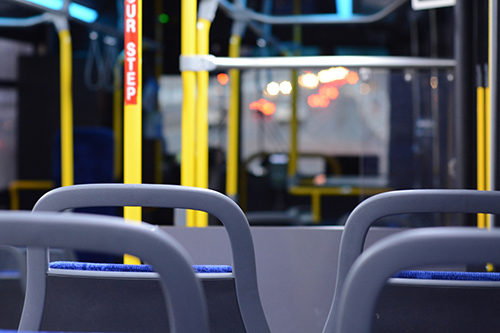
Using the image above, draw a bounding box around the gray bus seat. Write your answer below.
[0,210,208,333]
[335,227,500,332]
[324,189,500,333]
[42,261,235,332]
[0,246,78,330]
[29,183,270,333]
[0,245,26,329]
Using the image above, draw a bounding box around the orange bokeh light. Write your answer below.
[249,100,261,110]
[319,85,339,100]
[307,94,330,108]
[249,98,276,115]
[319,95,330,108]
[347,71,359,85]
[261,102,276,115]
[313,173,327,186]
[217,73,229,85]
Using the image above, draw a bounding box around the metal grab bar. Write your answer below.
[219,0,407,25]
[212,55,456,69]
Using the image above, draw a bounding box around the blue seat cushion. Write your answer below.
[394,270,500,281]
[49,261,232,273]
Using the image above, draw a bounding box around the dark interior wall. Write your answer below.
[17,56,109,181]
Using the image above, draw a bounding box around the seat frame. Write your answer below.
[27,183,270,333]
[324,189,500,333]
[335,227,500,332]
[0,211,209,333]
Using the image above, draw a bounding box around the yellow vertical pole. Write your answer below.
[195,18,211,227]
[288,0,302,180]
[311,191,321,223]
[181,0,198,227]
[477,82,486,229]
[123,0,143,264]
[226,35,241,201]
[485,0,494,272]
[487,0,493,231]
[485,83,492,230]
[288,70,298,178]
[58,27,73,187]
[486,82,493,273]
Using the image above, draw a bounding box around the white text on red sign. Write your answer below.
[125,0,138,105]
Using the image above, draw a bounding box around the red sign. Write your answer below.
[124,0,138,105]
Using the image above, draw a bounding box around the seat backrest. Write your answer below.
[29,183,270,333]
[0,210,208,333]
[335,227,500,332]
[324,189,500,333]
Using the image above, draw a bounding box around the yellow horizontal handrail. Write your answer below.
[9,180,54,210]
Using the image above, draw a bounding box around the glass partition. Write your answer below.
[158,65,455,225]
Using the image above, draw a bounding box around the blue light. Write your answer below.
[69,3,98,23]
[336,0,353,19]
[26,0,63,10]
[25,0,99,23]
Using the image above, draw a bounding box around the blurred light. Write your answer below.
[319,85,339,100]
[307,95,317,107]
[298,73,319,89]
[266,81,280,96]
[346,71,359,85]
[217,73,229,85]
[313,173,327,185]
[359,68,372,82]
[269,153,289,164]
[249,98,276,116]
[336,0,353,19]
[360,83,371,95]
[158,13,170,24]
[25,1,99,22]
[430,76,439,89]
[318,67,349,83]
[249,101,260,110]
[307,94,330,108]
[69,2,98,23]
[26,0,63,10]
[319,95,330,108]
[261,102,276,115]
[317,70,331,83]
[256,38,267,48]
[280,81,292,94]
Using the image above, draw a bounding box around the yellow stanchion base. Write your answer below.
[124,254,141,265]
[124,206,142,264]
